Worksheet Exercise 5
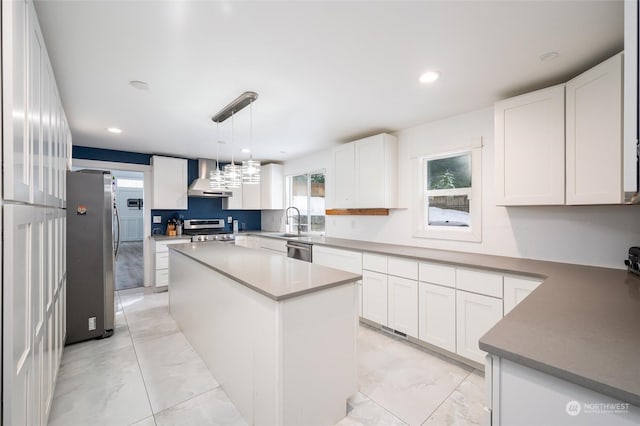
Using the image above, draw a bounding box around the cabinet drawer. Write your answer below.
[456,268,503,298]
[259,237,287,253]
[155,269,169,286]
[156,252,169,269]
[419,262,456,288]
[363,253,387,273]
[388,257,418,280]
[313,246,362,275]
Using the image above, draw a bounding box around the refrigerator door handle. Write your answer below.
[114,204,121,260]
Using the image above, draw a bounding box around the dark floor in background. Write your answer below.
[116,241,144,290]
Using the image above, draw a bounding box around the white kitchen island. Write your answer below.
[168,242,361,426]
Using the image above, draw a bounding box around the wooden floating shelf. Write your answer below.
[325,209,389,216]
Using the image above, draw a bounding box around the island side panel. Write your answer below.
[280,282,359,426]
[169,250,279,425]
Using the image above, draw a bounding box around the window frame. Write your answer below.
[414,147,482,242]
[285,169,326,235]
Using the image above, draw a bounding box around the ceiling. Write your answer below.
[34,0,624,162]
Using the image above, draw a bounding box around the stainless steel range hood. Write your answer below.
[187,159,232,198]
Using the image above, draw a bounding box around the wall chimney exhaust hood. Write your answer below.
[187,159,232,198]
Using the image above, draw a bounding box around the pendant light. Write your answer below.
[224,111,242,188]
[209,122,226,190]
[242,99,261,184]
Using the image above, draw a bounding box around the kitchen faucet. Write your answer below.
[285,206,302,236]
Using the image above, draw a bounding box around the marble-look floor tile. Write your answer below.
[422,370,485,426]
[335,392,407,426]
[125,305,182,342]
[48,344,152,426]
[129,416,157,426]
[133,331,219,413]
[359,329,472,426]
[154,388,247,426]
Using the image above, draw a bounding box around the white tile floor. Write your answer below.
[48,287,485,426]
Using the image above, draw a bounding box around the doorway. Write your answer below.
[112,170,145,290]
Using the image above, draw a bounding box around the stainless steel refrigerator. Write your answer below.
[66,170,120,344]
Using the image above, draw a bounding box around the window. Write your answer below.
[286,171,326,234]
[415,148,481,242]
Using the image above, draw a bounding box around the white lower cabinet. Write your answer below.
[312,245,363,316]
[456,291,503,364]
[362,270,388,325]
[154,238,190,288]
[503,276,542,315]
[418,282,456,353]
[387,276,418,338]
[257,237,287,254]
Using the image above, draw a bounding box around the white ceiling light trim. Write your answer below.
[107,127,122,134]
[129,80,150,90]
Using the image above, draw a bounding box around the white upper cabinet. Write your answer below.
[494,85,566,205]
[355,134,398,208]
[260,163,283,210]
[223,182,261,210]
[151,156,188,210]
[331,133,398,209]
[566,52,623,205]
[495,52,627,206]
[332,143,356,207]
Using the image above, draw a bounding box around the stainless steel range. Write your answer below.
[183,219,235,243]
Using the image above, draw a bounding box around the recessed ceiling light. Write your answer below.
[107,127,122,134]
[279,151,286,154]
[419,71,440,84]
[539,52,560,62]
[241,148,251,153]
[129,80,150,90]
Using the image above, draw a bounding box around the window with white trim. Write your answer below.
[415,148,481,242]
[286,170,326,234]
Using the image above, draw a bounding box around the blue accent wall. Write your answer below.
[72,145,261,233]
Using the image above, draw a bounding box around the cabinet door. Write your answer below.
[503,276,542,316]
[3,0,32,203]
[151,156,188,209]
[418,282,456,353]
[566,53,623,205]
[223,185,243,210]
[3,204,45,425]
[260,164,284,210]
[362,270,388,325]
[242,183,261,209]
[387,276,418,338]
[29,8,46,206]
[332,143,355,208]
[456,291,503,364]
[494,85,565,205]
[355,135,386,208]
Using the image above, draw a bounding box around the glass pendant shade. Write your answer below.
[224,163,242,188]
[209,167,226,190]
[242,159,261,184]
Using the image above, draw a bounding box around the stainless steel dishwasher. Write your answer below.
[286,240,313,262]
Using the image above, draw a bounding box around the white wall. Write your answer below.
[285,107,640,269]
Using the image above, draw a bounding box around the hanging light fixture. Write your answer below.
[223,111,242,188]
[242,99,261,184]
[209,122,226,190]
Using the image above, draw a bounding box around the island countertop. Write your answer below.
[246,232,640,406]
[169,241,361,301]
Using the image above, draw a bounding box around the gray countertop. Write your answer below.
[168,241,361,301]
[249,232,640,406]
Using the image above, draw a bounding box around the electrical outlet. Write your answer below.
[153,215,162,224]
[227,216,233,224]
[88,316,96,331]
